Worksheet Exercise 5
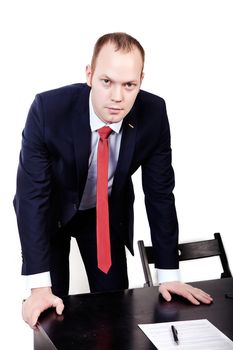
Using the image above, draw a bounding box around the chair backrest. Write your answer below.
[137,232,232,287]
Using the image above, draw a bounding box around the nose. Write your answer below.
[111,85,123,102]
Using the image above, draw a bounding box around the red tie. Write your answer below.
[96,126,112,273]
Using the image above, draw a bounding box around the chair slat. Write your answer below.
[138,232,232,287]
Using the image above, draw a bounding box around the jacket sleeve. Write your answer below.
[141,100,179,269]
[14,94,52,275]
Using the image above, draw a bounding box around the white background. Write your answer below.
[0,1,233,348]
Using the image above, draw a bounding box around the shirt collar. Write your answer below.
[89,92,123,134]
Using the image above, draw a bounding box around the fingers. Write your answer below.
[159,281,213,305]
[30,309,41,329]
[22,291,64,329]
[181,289,201,305]
[178,284,213,304]
[158,284,172,302]
[53,297,65,315]
[187,287,213,304]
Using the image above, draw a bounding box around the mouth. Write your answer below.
[106,107,123,114]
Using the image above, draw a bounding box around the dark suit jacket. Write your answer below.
[14,83,179,275]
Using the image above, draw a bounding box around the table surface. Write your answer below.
[35,278,233,350]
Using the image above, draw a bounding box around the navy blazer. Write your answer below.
[14,83,179,275]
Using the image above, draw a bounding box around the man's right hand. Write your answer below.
[22,287,64,329]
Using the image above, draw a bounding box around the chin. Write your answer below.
[110,117,124,124]
[109,113,127,124]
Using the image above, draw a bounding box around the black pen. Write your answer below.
[171,325,179,345]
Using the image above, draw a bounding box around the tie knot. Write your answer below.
[98,126,112,140]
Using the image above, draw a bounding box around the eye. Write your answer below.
[125,82,136,89]
[102,79,111,86]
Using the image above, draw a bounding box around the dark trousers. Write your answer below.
[50,208,129,296]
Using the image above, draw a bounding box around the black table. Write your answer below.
[34,278,233,349]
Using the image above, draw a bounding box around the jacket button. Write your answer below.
[73,203,78,211]
[58,220,62,228]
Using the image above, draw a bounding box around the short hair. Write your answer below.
[91,32,145,73]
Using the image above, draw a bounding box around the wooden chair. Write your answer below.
[137,232,232,287]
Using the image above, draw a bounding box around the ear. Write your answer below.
[86,65,92,87]
[140,72,144,85]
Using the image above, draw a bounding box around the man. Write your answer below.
[14,32,212,329]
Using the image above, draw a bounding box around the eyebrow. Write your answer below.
[100,74,139,84]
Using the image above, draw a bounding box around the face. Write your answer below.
[86,43,144,124]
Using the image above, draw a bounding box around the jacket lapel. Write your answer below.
[71,85,91,201]
[111,105,138,195]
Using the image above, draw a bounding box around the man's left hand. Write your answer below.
[159,281,213,305]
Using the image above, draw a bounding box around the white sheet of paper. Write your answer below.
[139,319,233,349]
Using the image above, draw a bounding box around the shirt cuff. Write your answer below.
[157,269,180,284]
[24,271,52,290]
